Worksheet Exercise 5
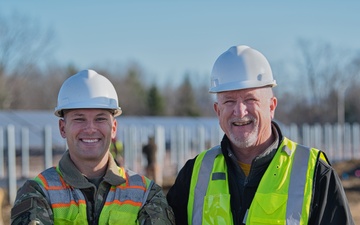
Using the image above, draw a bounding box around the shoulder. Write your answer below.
[139,182,176,224]
[176,156,198,183]
[166,156,197,202]
[15,179,46,198]
[11,180,53,224]
[315,151,334,177]
[313,152,346,196]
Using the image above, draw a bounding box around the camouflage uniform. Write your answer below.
[11,151,175,225]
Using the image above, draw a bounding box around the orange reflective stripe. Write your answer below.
[37,167,68,191]
[52,200,86,208]
[37,173,49,188]
[59,175,68,187]
[119,185,146,191]
[44,178,67,190]
[35,166,149,224]
[141,175,146,184]
[105,200,142,207]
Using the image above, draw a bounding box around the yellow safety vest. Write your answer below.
[34,166,151,225]
[188,137,328,225]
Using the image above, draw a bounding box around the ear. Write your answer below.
[111,118,117,139]
[270,97,277,119]
[59,119,66,138]
[213,102,220,117]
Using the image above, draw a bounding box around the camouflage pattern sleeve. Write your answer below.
[137,183,175,225]
[11,180,53,225]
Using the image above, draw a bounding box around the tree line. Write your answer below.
[1,12,360,125]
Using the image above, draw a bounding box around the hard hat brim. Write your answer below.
[209,80,277,93]
[54,105,122,117]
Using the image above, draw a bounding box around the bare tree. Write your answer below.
[276,39,360,124]
[296,39,358,100]
[0,11,57,109]
[0,12,56,76]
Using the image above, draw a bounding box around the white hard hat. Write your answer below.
[209,45,277,93]
[54,69,122,117]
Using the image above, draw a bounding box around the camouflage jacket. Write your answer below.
[11,151,175,225]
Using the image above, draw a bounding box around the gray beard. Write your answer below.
[229,126,258,149]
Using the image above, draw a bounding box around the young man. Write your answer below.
[11,69,175,225]
[167,45,354,224]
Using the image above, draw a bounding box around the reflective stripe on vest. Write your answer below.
[34,166,150,224]
[188,137,324,225]
[188,146,224,225]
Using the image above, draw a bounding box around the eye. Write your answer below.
[224,99,236,105]
[96,117,108,122]
[74,118,85,122]
[245,97,258,103]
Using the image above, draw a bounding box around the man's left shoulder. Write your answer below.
[139,183,175,224]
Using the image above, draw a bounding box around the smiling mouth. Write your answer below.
[81,138,100,143]
[233,120,252,126]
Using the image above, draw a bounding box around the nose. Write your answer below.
[234,101,247,117]
[83,120,97,133]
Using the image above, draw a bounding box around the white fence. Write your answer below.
[283,123,360,161]
[1,122,360,204]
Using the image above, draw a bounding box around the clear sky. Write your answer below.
[1,1,359,86]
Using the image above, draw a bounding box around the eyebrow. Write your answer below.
[69,112,110,117]
[222,92,261,102]
[220,94,235,99]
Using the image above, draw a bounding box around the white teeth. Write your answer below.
[234,121,250,126]
[82,139,98,143]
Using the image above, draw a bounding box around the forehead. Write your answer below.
[64,108,113,117]
[218,88,262,98]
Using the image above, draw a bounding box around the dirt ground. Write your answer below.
[1,159,360,224]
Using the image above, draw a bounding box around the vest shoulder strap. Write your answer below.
[189,146,225,225]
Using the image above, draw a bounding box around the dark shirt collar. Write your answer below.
[58,150,126,188]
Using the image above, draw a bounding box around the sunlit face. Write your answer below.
[213,87,277,151]
[59,109,117,164]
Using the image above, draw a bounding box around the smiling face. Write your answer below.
[213,87,277,153]
[59,109,117,165]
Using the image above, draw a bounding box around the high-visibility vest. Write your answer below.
[188,137,327,225]
[34,166,151,225]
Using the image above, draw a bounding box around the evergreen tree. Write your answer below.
[174,74,200,117]
[147,84,165,116]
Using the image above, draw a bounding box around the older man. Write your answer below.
[167,45,354,225]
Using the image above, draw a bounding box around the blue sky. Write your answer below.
[1,1,359,86]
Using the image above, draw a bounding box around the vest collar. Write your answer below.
[103,154,126,186]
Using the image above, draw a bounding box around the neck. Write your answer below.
[232,133,275,164]
[72,154,109,179]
